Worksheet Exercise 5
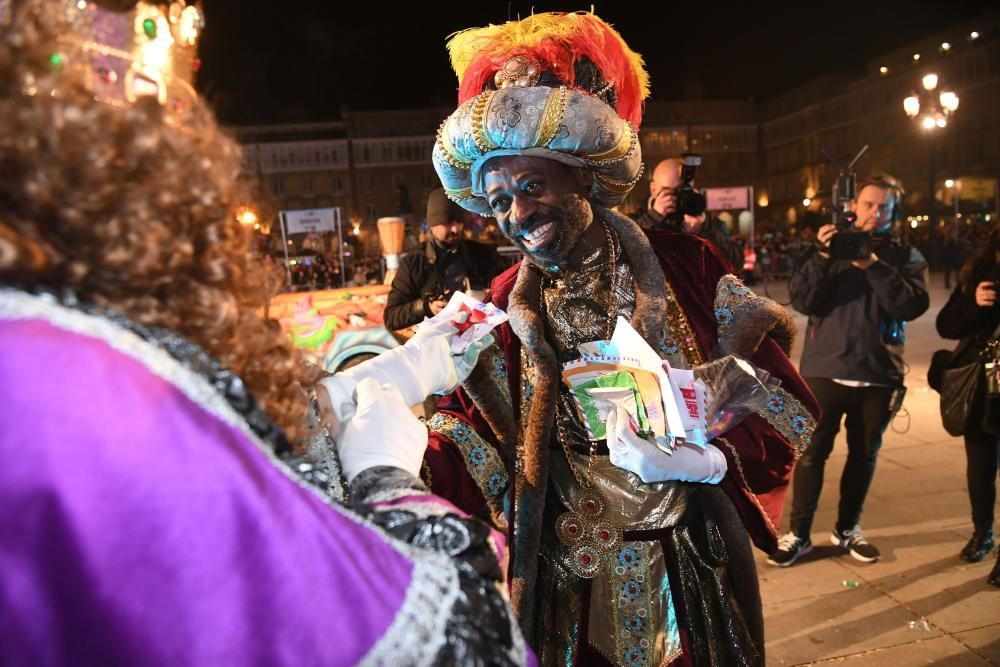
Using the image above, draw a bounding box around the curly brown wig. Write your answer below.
[0,3,320,445]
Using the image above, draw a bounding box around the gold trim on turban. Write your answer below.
[432,86,644,217]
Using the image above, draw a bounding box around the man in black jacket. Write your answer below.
[383,189,500,331]
[632,157,744,274]
[769,177,929,567]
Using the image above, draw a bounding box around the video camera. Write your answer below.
[824,145,875,261]
[666,153,708,227]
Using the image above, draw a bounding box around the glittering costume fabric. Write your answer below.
[424,13,817,664]
[527,223,757,666]
[425,215,821,666]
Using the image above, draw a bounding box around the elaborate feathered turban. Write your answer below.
[433,12,650,216]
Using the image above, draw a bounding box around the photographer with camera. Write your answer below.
[633,156,744,273]
[769,176,929,567]
[383,188,500,331]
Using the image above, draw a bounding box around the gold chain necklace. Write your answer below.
[546,220,625,578]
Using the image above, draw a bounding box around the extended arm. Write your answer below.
[383,256,429,331]
[865,247,930,321]
[788,248,837,315]
[937,283,990,340]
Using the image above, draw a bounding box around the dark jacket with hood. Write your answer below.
[790,238,929,384]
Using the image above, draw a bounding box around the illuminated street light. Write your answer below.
[970,31,980,40]
[912,53,921,61]
[945,179,955,188]
[802,198,812,207]
[940,42,951,52]
[903,73,959,245]
[879,66,889,75]
[236,207,258,226]
[903,73,958,131]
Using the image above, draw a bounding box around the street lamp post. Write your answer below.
[903,73,959,253]
[945,178,960,221]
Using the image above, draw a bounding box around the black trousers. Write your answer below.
[789,377,894,539]
[958,379,1000,534]
[964,393,1000,533]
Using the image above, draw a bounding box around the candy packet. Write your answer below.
[416,291,508,354]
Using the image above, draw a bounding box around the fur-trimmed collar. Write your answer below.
[501,206,669,631]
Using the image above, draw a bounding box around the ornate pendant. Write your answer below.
[554,488,623,578]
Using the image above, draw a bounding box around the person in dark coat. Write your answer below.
[631,158,744,274]
[943,225,972,289]
[769,177,929,567]
[936,223,1000,585]
[383,188,500,331]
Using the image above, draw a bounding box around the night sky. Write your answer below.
[197,1,990,125]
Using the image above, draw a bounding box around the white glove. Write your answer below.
[606,407,728,484]
[411,315,496,391]
[317,315,494,433]
[336,378,428,484]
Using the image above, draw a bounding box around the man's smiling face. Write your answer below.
[483,156,593,272]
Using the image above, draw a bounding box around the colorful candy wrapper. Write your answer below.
[416,291,508,354]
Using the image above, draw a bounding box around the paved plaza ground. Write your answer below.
[757,272,1000,666]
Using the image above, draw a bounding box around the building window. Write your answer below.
[271,177,285,197]
[421,170,436,188]
[303,176,314,195]
[366,202,377,221]
[392,172,405,191]
[363,174,375,194]
[331,175,343,195]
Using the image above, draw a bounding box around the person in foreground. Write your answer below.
[425,12,819,666]
[936,223,1000,586]
[0,2,531,664]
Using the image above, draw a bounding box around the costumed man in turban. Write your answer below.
[0,2,532,664]
[424,12,820,666]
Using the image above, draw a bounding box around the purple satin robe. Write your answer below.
[0,313,490,665]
